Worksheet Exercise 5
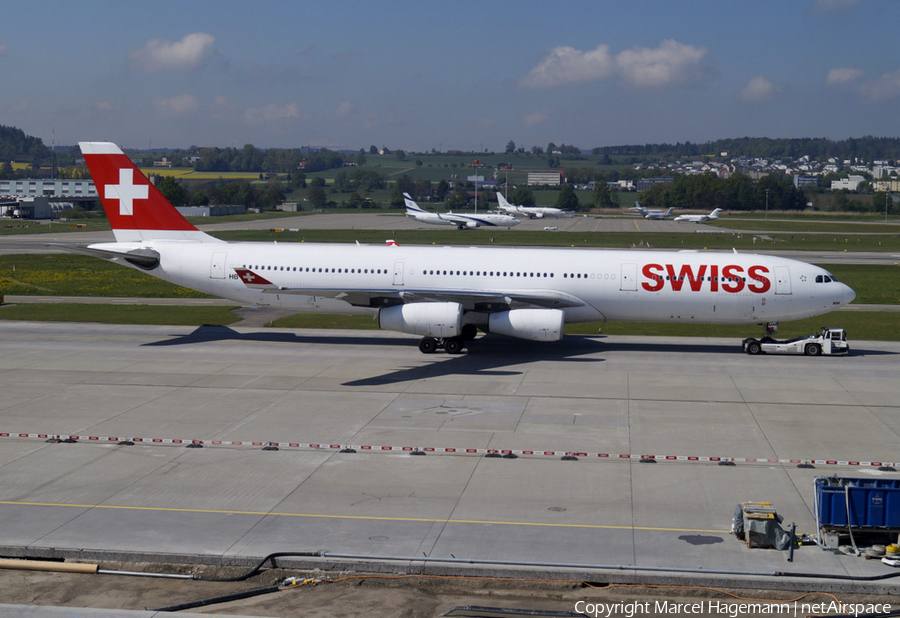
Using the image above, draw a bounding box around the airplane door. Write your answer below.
[774,266,792,294]
[393,261,404,286]
[210,251,227,279]
[620,263,637,291]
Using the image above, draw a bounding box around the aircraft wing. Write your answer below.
[266,287,585,310]
[237,276,584,312]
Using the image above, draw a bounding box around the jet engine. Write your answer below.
[488,309,564,342]
[466,220,479,229]
[378,302,462,338]
[533,212,544,219]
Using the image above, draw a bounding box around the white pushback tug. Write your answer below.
[743,326,849,356]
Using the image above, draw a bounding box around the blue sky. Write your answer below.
[1,0,897,152]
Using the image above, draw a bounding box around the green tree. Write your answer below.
[308,186,328,209]
[435,179,450,201]
[446,190,469,209]
[592,182,613,208]
[155,176,187,206]
[348,192,364,208]
[505,140,516,154]
[510,186,535,207]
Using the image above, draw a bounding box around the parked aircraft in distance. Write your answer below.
[644,207,677,219]
[674,208,723,223]
[403,193,520,230]
[496,193,565,219]
[72,141,855,354]
[632,202,676,219]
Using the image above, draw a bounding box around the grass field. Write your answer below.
[0,255,209,297]
[0,252,897,342]
[0,302,239,325]
[1,255,896,304]
[212,226,900,252]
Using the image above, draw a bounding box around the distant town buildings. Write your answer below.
[830,175,865,191]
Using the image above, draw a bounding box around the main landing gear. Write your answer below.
[418,324,478,355]
[418,336,464,354]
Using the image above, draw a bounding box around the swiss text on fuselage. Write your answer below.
[641,263,772,294]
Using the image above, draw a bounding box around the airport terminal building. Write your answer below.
[0,178,98,218]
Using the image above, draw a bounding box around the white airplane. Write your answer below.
[674,208,723,223]
[72,141,855,355]
[496,193,564,219]
[631,201,676,219]
[403,193,520,230]
[644,207,676,220]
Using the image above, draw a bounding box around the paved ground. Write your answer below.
[3,216,900,616]
[2,322,900,600]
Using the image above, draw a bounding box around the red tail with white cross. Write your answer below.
[79,142,206,242]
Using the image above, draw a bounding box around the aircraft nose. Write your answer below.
[842,283,856,306]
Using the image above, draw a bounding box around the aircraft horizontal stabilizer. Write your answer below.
[49,243,161,270]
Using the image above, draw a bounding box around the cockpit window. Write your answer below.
[815,274,836,283]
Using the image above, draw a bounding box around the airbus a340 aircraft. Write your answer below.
[75,142,855,354]
[674,208,723,223]
[496,193,565,219]
[403,193,519,229]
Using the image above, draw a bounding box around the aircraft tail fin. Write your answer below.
[402,192,427,214]
[79,142,220,244]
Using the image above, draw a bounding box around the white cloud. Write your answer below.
[826,67,900,103]
[522,108,550,127]
[244,103,302,124]
[0,44,8,55]
[826,67,863,86]
[738,76,781,102]
[519,39,709,89]
[517,44,613,88]
[155,94,200,115]
[335,101,354,118]
[858,68,900,103]
[130,32,215,73]
[615,39,709,88]
[95,100,118,112]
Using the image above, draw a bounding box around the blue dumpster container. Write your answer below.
[815,476,900,530]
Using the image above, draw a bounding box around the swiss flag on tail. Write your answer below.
[79,142,198,238]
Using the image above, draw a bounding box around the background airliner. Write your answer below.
[674,208,723,223]
[496,193,565,219]
[403,193,520,229]
[74,142,855,354]
[631,202,677,219]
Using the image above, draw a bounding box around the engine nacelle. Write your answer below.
[533,212,544,219]
[378,302,462,338]
[488,309,565,342]
[465,220,479,229]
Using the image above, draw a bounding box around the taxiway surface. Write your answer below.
[2,321,900,592]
